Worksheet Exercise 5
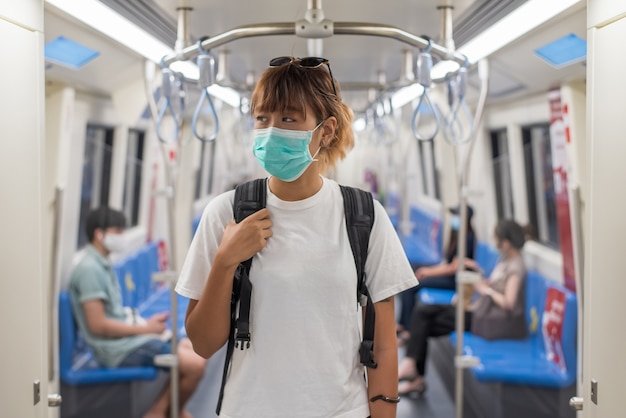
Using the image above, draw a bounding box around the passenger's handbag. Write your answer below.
[470,293,527,340]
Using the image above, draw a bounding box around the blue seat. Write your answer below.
[400,206,442,267]
[419,288,456,305]
[474,241,500,277]
[138,286,189,336]
[418,242,498,306]
[59,241,187,386]
[135,245,158,306]
[113,261,133,307]
[192,214,202,237]
[128,252,145,307]
[146,241,160,274]
[58,292,157,385]
[450,271,577,388]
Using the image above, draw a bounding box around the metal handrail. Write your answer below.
[159,20,473,146]
[161,21,468,72]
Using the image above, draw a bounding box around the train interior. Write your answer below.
[45,1,585,417]
[6,0,626,417]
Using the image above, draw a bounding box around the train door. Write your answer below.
[0,2,54,417]
[581,2,626,417]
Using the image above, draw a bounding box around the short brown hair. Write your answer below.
[250,60,354,173]
[495,219,526,249]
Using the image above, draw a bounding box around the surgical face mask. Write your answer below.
[252,122,323,182]
[103,233,126,254]
[450,215,460,231]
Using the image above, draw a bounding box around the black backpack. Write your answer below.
[216,178,377,414]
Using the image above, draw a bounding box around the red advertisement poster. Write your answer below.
[542,287,567,371]
[548,90,576,292]
[157,240,169,271]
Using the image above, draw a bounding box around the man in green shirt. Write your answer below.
[69,207,205,418]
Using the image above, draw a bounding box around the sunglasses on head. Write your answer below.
[269,56,337,97]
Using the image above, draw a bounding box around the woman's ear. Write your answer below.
[321,116,338,145]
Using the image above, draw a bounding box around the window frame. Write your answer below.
[77,124,116,248]
[490,128,515,220]
[522,123,560,249]
[122,128,146,228]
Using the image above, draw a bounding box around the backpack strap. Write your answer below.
[339,185,377,369]
[233,178,267,349]
[216,178,266,415]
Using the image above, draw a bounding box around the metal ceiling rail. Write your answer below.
[160,21,469,73]
[161,22,295,65]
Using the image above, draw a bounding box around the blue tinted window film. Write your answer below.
[534,33,586,68]
[44,36,100,69]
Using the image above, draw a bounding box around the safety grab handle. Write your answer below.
[443,65,474,145]
[155,67,184,144]
[412,39,440,141]
[192,40,220,142]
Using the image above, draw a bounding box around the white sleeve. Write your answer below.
[364,200,417,303]
[175,190,235,300]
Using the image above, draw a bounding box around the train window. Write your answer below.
[417,140,441,199]
[122,129,145,227]
[522,124,560,249]
[194,141,216,199]
[77,124,115,248]
[490,129,515,220]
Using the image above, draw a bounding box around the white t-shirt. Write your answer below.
[176,177,416,418]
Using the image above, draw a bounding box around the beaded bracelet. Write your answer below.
[369,394,401,403]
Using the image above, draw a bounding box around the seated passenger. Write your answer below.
[397,219,527,396]
[397,204,476,343]
[68,207,206,418]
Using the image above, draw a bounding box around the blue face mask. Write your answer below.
[252,123,323,182]
[450,215,460,231]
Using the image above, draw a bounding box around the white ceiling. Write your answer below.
[44,9,145,97]
[44,0,587,109]
[151,0,476,80]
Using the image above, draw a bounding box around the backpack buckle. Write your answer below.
[359,340,377,368]
[235,332,251,350]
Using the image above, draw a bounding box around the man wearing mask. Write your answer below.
[68,206,205,418]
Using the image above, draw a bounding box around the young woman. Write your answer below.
[176,56,416,418]
[397,219,527,396]
[397,204,477,343]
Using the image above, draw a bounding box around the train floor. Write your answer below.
[185,344,456,418]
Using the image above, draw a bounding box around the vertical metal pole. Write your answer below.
[307,0,322,11]
[402,49,416,82]
[175,7,192,54]
[568,184,584,392]
[454,190,469,418]
[169,282,180,418]
[454,59,490,418]
[437,1,455,53]
[216,50,229,84]
[167,4,192,417]
[48,187,64,381]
